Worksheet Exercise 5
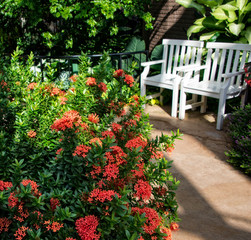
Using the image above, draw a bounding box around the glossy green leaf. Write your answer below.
[244,2,251,11]
[197,0,222,8]
[228,22,245,36]
[227,10,238,23]
[236,0,248,11]
[244,26,251,43]
[202,16,226,30]
[176,0,206,15]
[211,8,228,20]
[220,3,238,11]
[199,31,220,41]
[187,24,205,38]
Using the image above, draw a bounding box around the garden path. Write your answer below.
[145,105,251,240]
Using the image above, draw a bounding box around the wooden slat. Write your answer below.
[231,50,240,85]
[185,46,192,65]
[210,48,220,82]
[173,45,180,75]
[225,49,234,75]
[203,48,213,81]
[217,49,226,83]
[179,45,186,67]
[167,45,174,75]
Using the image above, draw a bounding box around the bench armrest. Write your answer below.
[141,60,165,67]
[175,64,207,72]
[222,70,245,79]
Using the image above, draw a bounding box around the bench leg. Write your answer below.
[179,86,186,120]
[200,96,207,113]
[171,85,179,118]
[191,94,198,111]
[160,88,164,106]
[217,92,227,130]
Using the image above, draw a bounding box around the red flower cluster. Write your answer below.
[101,130,115,139]
[134,179,152,201]
[8,192,19,208]
[131,161,145,179]
[66,238,77,240]
[50,198,60,211]
[69,74,78,82]
[170,222,179,231]
[27,130,36,138]
[50,87,61,96]
[75,215,101,240]
[14,226,29,240]
[112,122,122,132]
[21,179,41,197]
[103,163,119,181]
[113,69,125,78]
[56,148,63,155]
[73,145,91,158]
[89,138,102,147]
[51,110,82,131]
[125,136,147,152]
[98,82,107,92]
[88,188,120,203]
[0,217,12,233]
[86,77,97,86]
[44,220,63,232]
[88,113,99,124]
[124,74,134,87]
[27,82,37,90]
[0,180,12,191]
[160,227,172,240]
[131,207,160,235]
[105,146,127,165]
[60,97,68,105]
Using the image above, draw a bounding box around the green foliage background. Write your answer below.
[0,0,154,55]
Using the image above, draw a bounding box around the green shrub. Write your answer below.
[225,104,251,175]
[0,50,181,239]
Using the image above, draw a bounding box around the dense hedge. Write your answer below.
[0,50,181,240]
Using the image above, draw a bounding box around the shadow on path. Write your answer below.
[146,105,251,240]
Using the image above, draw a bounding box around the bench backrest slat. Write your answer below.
[205,42,251,86]
[162,39,204,76]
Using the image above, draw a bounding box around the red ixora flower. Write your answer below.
[27,130,36,138]
[50,198,60,211]
[170,222,179,231]
[125,136,147,152]
[14,226,29,240]
[103,163,119,181]
[98,82,107,92]
[0,180,12,191]
[50,87,61,96]
[59,97,68,105]
[113,69,125,78]
[51,110,82,132]
[0,217,12,233]
[124,74,134,87]
[21,179,41,197]
[69,74,78,82]
[134,179,152,201]
[88,188,120,203]
[73,144,91,158]
[27,82,37,90]
[86,77,97,86]
[75,215,101,240]
[88,113,99,124]
[131,207,160,235]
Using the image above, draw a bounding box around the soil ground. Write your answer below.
[145,104,251,240]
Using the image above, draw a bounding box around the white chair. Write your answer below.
[140,39,204,117]
[178,42,251,130]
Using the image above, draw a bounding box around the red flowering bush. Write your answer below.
[0,51,181,239]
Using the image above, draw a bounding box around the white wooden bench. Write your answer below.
[140,39,204,117]
[178,42,251,130]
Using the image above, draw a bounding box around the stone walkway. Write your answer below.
[145,105,251,240]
